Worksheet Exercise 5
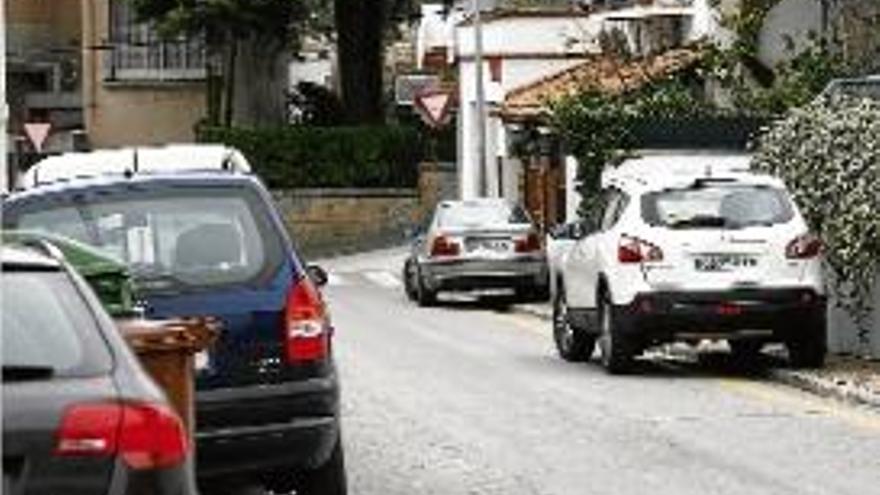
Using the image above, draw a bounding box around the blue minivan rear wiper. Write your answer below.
[2,365,55,381]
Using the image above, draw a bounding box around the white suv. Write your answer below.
[552,153,827,373]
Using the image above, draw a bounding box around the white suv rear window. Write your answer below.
[642,184,794,229]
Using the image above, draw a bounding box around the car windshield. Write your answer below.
[438,201,530,228]
[13,187,283,291]
[2,270,112,377]
[642,184,794,229]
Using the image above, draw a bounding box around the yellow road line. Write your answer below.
[718,377,880,432]
[493,311,549,337]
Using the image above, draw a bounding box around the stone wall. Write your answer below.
[828,270,880,359]
[272,162,457,259]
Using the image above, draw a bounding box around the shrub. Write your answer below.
[198,125,422,189]
[752,95,880,336]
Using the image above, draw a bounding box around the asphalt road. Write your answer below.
[227,247,880,495]
[319,248,880,495]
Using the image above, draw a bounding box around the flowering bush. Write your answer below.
[752,95,880,336]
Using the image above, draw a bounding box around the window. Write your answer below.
[600,188,628,231]
[106,0,206,82]
[2,271,112,377]
[438,201,531,228]
[641,184,794,229]
[14,187,284,292]
[488,56,503,83]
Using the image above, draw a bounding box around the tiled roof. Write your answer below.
[500,47,703,120]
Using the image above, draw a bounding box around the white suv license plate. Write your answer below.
[694,254,758,272]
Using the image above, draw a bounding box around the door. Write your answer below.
[565,189,626,309]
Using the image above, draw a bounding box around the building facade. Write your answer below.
[448,0,721,220]
[6,0,207,156]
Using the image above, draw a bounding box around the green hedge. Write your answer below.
[197,125,422,189]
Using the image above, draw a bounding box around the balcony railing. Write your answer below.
[105,39,206,82]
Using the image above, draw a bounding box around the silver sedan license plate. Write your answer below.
[468,239,510,253]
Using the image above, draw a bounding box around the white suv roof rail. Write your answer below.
[20,144,252,190]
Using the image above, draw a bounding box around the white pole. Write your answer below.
[473,0,487,197]
[1,0,8,193]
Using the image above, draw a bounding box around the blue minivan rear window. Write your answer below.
[12,186,284,292]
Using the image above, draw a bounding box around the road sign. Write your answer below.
[413,90,455,129]
[24,122,52,153]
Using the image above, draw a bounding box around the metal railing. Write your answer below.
[105,39,206,82]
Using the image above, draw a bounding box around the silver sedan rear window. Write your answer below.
[438,201,531,228]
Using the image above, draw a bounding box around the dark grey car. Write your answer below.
[2,244,195,495]
[403,199,549,306]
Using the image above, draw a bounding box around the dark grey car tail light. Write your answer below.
[55,401,188,470]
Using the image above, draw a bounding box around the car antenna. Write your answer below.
[126,148,139,179]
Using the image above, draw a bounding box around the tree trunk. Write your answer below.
[231,35,290,127]
[334,0,387,124]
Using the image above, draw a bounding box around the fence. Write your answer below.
[105,40,206,82]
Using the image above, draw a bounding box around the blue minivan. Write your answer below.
[3,146,346,495]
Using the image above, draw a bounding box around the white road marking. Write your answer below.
[326,272,349,286]
[363,270,403,289]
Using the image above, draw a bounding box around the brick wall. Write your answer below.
[272,163,457,259]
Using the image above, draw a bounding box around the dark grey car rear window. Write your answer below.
[642,184,794,229]
[2,270,112,377]
[11,186,284,292]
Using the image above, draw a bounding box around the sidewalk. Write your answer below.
[512,302,880,410]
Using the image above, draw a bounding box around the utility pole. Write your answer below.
[473,0,487,197]
[1,0,8,192]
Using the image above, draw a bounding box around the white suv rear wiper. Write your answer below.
[668,215,728,229]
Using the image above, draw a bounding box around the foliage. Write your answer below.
[132,0,312,45]
[197,125,423,189]
[132,0,316,126]
[549,90,633,217]
[549,79,712,216]
[287,82,345,127]
[704,0,852,116]
[752,95,880,335]
[722,0,779,62]
[732,40,849,115]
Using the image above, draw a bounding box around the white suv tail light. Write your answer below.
[618,235,664,264]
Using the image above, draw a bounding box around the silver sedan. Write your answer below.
[403,199,549,306]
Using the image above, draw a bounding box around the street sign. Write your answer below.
[395,74,440,106]
[413,90,455,129]
[24,122,52,153]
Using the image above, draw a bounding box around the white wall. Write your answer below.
[758,0,824,69]
[417,4,464,69]
[453,1,727,201]
[455,15,599,199]
[456,16,602,57]
[289,56,333,88]
[457,56,584,199]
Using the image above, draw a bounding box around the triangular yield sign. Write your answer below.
[24,123,52,153]
[414,90,454,128]
[420,93,451,124]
